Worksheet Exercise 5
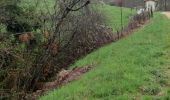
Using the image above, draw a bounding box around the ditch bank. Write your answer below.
[0,12,152,100]
[26,12,152,100]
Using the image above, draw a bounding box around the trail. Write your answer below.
[162,12,170,19]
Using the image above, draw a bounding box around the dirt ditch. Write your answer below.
[26,13,151,100]
[24,63,95,100]
[0,12,151,100]
[24,13,151,100]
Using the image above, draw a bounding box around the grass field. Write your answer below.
[101,5,134,32]
[40,10,170,100]
[20,1,133,33]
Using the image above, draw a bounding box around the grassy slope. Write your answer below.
[21,1,133,33]
[40,7,170,100]
[101,5,134,32]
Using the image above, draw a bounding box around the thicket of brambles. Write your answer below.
[0,0,114,99]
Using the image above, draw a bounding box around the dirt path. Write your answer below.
[162,12,170,19]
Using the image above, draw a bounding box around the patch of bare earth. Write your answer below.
[40,64,95,90]
[162,12,170,19]
[25,63,96,100]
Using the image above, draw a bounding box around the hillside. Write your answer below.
[0,2,136,99]
[1,0,170,99]
[101,5,134,32]
[40,10,170,100]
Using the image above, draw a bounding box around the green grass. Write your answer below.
[20,1,133,33]
[101,5,134,32]
[40,12,170,100]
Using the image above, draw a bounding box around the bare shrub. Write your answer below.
[16,0,114,92]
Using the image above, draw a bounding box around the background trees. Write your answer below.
[158,0,170,11]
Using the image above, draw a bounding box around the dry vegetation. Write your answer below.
[0,0,115,99]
